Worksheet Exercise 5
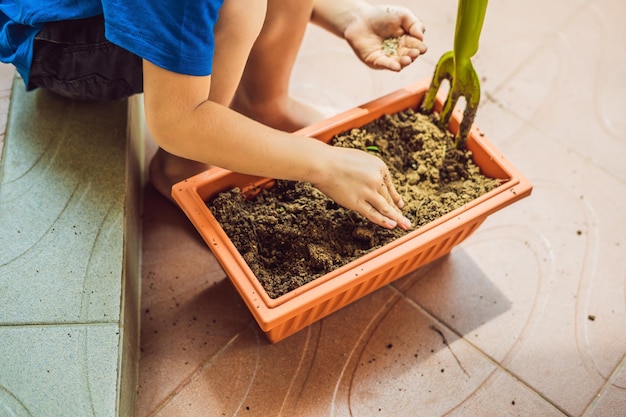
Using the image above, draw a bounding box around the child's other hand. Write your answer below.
[312,146,411,230]
[344,5,427,72]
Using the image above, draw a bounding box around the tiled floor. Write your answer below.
[137,1,626,416]
[1,0,625,416]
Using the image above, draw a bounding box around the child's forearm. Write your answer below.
[311,0,371,38]
[151,98,329,185]
[143,60,327,185]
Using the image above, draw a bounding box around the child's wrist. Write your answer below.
[338,5,370,39]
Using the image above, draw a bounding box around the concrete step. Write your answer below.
[0,76,143,417]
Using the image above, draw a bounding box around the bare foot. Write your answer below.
[231,93,334,132]
[149,148,210,202]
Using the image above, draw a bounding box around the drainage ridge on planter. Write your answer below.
[172,79,533,343]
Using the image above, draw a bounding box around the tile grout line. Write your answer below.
[143,324,251,417]
[0,321,122,328]
[391,285,572,416]
[580,351,626,416]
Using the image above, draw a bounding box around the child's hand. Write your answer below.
[344,5,427,72]
[312,146,411,230]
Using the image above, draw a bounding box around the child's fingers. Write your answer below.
[374,169,411,230]
[364,47,398,70]
[372,54,403,71]
[401,36,428,55]
[370,53,415,72]
[363,203,398,230]
[353,162,411,230]
[382,169,404,210]
[365,191,411,230]
[408,19,427,39]
[372,39,421,71]
[395,8,426,39]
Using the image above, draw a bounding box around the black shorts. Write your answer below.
[28,15,143,101]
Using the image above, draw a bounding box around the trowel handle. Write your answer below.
[454,0,488,60]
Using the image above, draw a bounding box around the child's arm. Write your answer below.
[143,60,412,230]
[311,0,427,71]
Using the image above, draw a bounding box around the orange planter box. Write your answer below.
[172,79,532,343]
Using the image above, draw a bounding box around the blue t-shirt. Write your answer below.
[0,0,224,86]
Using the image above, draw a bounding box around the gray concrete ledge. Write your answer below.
[0,79,143,417]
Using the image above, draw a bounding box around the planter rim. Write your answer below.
[172,79,532,332]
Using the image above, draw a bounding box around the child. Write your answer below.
[0,0,427,230]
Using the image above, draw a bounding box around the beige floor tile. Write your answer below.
[496,130,625,416]
[139,277,502,417]
[447,369,567,417]
[486,0,626,182]
[475,0,588,90]
[137,185,253,416]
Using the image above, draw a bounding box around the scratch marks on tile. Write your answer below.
[430,325,470,378]
[585,2,626,142]
[0,385,33,417]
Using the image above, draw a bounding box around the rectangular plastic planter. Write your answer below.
[172,79,533,343]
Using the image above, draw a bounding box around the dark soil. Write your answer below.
[208,109,501,299]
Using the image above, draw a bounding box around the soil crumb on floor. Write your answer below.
[208,108,502,299]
